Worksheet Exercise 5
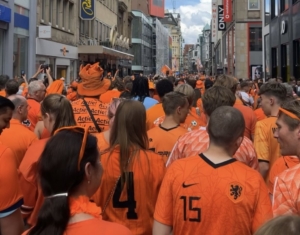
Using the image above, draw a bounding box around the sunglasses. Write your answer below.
[278,107,300,121]
[54,126,88,170]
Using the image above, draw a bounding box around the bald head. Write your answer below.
[7,95,28,121]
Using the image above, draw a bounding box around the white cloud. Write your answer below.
[168,0,212,44]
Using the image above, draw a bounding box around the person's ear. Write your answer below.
[84,162,93,182]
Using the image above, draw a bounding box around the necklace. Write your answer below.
[69,196,102,219]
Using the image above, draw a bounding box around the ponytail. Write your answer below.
[28,197,69,235]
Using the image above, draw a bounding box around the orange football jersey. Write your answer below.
[72,98,110,133]
[0,144,23,217]
[167,127,259,170]
[146,103,164,130]
[268,156,299,194]
[273,163,300,216]
[154,154,272,235]
[254,117,281,181]
[18,138,49,225]
[22,218,133,235]
[147,125,187,163]
[92,148,166,235]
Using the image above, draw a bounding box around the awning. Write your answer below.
[78,45,133,60]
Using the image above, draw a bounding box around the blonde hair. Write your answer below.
[175,84,194,106]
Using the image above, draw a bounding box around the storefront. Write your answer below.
[268,0,300,82]
[36,39,78,84]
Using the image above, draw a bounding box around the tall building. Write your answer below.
[131,10,154,75]
[36,0,78,83]
[160,11,183,73]
[132,0,165,18]
[78,0,133,77]
[183,44,194,71]
[212,0,262,79]
[0,0,36,78]
[200,24,211,75]
[263,0,300,82]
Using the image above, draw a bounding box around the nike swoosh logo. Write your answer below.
[182,182,198,188]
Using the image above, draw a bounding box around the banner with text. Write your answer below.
[218,5,226,31]
[223,0,232,22]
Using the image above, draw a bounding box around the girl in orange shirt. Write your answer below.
[93,100,165,235]
[24,127,131,235]
[19,94,77,226]
[94,98,124,152]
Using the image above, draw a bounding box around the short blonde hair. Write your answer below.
[175,84,194,106]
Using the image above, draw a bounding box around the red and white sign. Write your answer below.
[211,0,217,43]
[223,0,232,22]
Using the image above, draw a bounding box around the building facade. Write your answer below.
[0,0,36,78]
[212,0,263,79]
[131,10,154,75]
[263,0,300,82]
[183,44,194,71]
[200,24,211,75]
[160,11,183,73]
[153,18,170,75]
[78,0,133,78]
[36,0,78,83]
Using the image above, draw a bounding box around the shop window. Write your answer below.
[271,47,278,78]
[249,27,262,51]
[280,0,289,12]
[294,40,300,80]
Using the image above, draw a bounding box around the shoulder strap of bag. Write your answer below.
[82,98,101,133]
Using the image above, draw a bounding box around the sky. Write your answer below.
[165,0,212,44]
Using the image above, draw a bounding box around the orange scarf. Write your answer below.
[69,196,101,218]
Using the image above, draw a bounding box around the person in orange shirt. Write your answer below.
[214,75,257,141]
[92,100,165,235]
[72,63,111,133]
[33,121,51,139]
[254,82,287,182]
[100,73,124,104]
[0,95,37,167]
[23,127,132,235]
[19,94,77,226]
[153,106,271,235]
[0,96,24,235]
[272,100,300,216]
[94,98,124,152]
[0,75,9,97]
[66,81,78,101]
[153,84,207,131]
[148,92,189,163]
[46,77,64,95]
[167,86,259,170]
[25,81,47,131]
[146,79,174,130]
[268,156,299,195]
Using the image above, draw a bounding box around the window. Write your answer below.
[281,44,289,81]
[62,0,67,29]
[271,0,279,18]
[271,47,278,78]
[265,0,270,25]
[94,21,98,40]
[248,0,260,10]
[41,0,46,21]
[249,27,262,51]
[49,0,53,23]
[294,40,300,80]
[293,0,300,4]
[264,35,270,78]
[56,0,60,26]
[69,2,74,31]
[280,0,289,12]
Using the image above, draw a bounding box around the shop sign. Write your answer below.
[0,5,11,23]
[109,26,129,49]
[218,5,226,31]
[223,0,232,22]
[80,0,95,20]
[211,0,217,43]
[38,26,51,38]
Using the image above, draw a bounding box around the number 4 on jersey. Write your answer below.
[113,172,138,219]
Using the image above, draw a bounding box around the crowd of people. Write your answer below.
[0,62,300,235]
